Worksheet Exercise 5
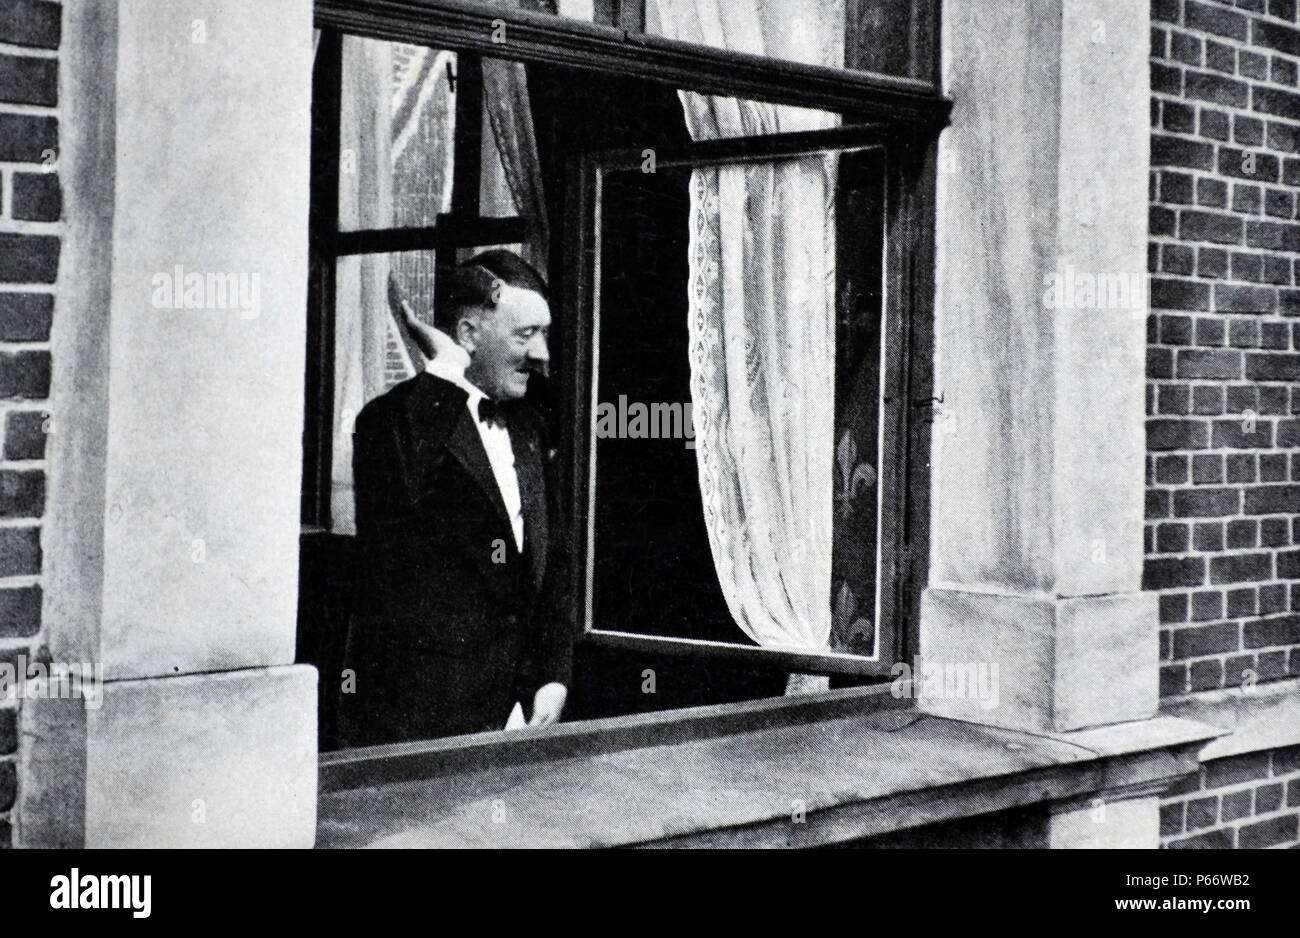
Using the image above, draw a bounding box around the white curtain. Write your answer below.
[332,37,395,535]
[651,0,844,668]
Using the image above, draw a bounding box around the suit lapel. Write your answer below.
[405,374,513,537]
[445,408,514,537]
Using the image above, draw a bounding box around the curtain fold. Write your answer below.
[482,60,550,267]
[651,0,844,667]
[482,4,551,267]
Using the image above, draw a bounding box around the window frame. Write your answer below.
[314,0,950,123]
[575,124,930,678]
[308,0,945,683]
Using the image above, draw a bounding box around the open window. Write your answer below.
[299,0,945,748]
[580,125,913,678]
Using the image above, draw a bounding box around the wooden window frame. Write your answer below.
[308,0,946,678]
[575,124,932,678]
[315,0,948,122]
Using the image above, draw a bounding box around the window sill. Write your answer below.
[316,686,1223,848]
[1160,678,1300,762]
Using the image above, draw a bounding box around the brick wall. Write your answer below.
[1148,0,1300,697]
[1149,0,1300,851]
[1161,745,1300,847]
[0,0,62,849]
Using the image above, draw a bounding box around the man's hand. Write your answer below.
[398,297,456,362]
[389,274,454,363]
[529,682,567,727]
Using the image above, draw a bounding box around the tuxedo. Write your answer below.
[338,371,571,746]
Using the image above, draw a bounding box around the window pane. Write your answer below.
[846,0,924,78]
[588,143,887,661]
[548,1,934,80]
[328,249,431,536]
[477,58,547,223]
[645,0,846,72]
[644,0,929,81]
[554,0,596,22]
[479,102,517,219]
[336,37,541,245]
[337,38,457,232]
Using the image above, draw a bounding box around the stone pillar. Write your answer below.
[922,0,1156,734]
[18,0,317,847]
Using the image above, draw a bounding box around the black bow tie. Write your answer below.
[477,397,509,428]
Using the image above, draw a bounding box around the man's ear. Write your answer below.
[455,315,478,353]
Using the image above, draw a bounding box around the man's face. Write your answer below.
[461,283,551,401]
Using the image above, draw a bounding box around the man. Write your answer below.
[339,250,571,746]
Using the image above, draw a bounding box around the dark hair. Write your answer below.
[434,250,548,333]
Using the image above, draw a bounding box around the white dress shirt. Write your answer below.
[425,342,525,553]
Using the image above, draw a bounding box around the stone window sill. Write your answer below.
[1159,678,1300,761]
[316,686,1223,848]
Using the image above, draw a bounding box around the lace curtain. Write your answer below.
[651,0,845,671]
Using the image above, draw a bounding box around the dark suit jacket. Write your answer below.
[338,372,571,746]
